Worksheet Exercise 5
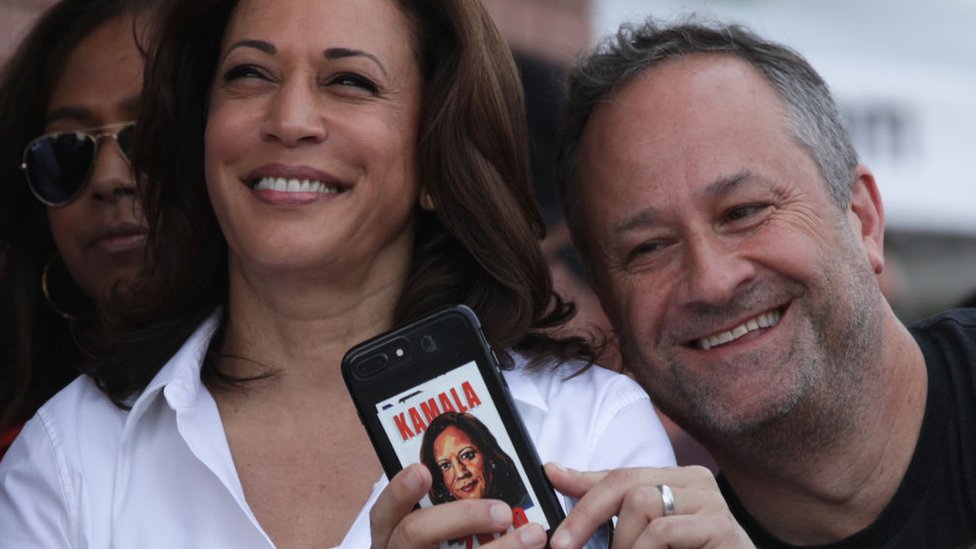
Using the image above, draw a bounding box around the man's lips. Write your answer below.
[688,307,784,351]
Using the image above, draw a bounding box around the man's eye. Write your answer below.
[627,241,665,262]
[724,204,767,223]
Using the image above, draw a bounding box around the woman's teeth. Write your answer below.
[253,176,341,194]
[698,309,782,351]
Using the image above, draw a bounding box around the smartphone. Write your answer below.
[342,305,565,548]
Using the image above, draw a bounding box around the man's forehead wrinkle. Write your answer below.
[607,169,759,238]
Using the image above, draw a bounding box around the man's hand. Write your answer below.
[369,463,549,548]
[546,463,754,549]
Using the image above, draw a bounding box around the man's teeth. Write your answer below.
[253,176,340,194]
[698,309,781,351]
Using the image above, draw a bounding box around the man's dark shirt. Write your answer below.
[718,308,976,548]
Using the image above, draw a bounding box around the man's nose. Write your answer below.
[678,234,756,307]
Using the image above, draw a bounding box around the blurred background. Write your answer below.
[6,0,971,318]
[4,0,974,466]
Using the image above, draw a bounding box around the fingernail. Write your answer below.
[518,525,546,547]
[551,529,571,549]
[405,465,424,490]
[490,503,510,524]
[548,462,566,472]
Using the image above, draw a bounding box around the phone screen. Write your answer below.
[375,360,549,533]
[343,305,564,547]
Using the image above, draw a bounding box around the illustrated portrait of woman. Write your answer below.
[420,412,531,509]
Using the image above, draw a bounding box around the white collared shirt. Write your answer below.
[0,314,675,548]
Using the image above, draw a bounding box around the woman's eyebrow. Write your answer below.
[226,38,276,55]
[46,106,93,126]
[324,47,389,78]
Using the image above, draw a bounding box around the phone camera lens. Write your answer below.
[355,354,388,378]
[420,334,438,353]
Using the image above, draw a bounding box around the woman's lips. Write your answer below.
[89,223,149,253]
[244,165,350,207]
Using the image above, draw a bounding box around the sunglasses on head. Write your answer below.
[20,121,136,207]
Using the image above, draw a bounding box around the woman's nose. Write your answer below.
[452,460,470,478]
[85,136,136,203]
[260,81,327,147]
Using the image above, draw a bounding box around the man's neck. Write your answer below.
[715,318,928,545]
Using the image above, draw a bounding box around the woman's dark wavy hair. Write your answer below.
[0,0,147,433]
[90,0,593,405]
[420,412,528,506]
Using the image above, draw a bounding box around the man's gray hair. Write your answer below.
[557,18,859,266]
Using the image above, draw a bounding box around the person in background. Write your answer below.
[0,0,150,459]
[0,1,675,547]
[547,18,976,548]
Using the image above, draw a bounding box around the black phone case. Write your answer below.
[341,305,564,545]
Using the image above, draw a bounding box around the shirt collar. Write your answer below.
[504,352,550,413]
[122,316,552,425]
[125,310,222,427]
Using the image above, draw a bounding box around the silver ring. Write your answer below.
[658,484,676,516]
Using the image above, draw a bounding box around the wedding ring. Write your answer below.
[658,484,676,516]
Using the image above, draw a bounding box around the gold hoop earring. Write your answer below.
[419,191,436,211]
[41,254,83,321]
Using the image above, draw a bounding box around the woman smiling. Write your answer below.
[0,0,675,547]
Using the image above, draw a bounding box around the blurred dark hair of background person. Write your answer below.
[0,0,151,458]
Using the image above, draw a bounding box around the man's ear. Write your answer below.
[847,165,885,275]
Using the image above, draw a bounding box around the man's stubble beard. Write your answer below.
[625,233,885,469]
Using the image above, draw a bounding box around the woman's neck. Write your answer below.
[216,254,408,393]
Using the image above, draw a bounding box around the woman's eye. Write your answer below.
[327,72,379,93]
[459,449,477,461]
[223,64,267,82]
[437,461,450,472]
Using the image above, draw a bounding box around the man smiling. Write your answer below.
[546,18,976,548]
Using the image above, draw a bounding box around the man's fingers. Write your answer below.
[544,462,610,498]
[547,463,719,499]
[634,514,755,549]
[546,465,737,549]
[610,484,657,547]
[550,468,657,549]
[611,485,725,547]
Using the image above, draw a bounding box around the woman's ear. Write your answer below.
[419,188,436,211]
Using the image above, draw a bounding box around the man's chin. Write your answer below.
[676,385,804,441]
